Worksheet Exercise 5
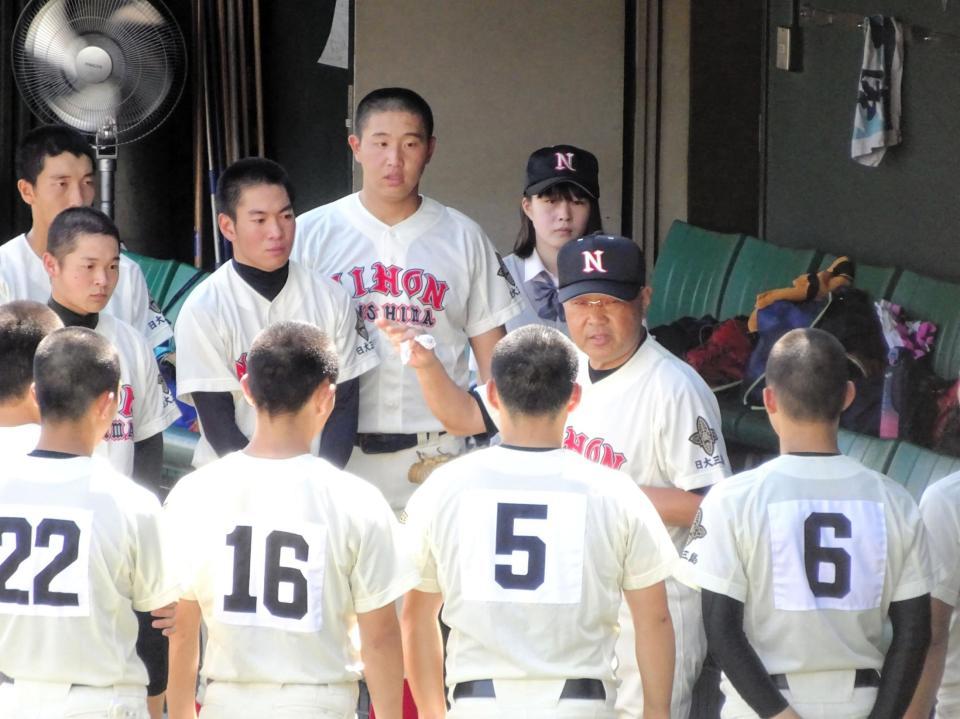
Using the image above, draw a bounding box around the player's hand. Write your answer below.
[376,318,439,369]
[151,602,177,636]
[770,708,803,719]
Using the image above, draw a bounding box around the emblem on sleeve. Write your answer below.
[354,311,370,341]
[688,416,718,455]
[685,508,707,546]
[495,252,519,289]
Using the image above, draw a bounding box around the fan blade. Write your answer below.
[21,0,85,78]
[46,80,122,133]
[109,1,166,27]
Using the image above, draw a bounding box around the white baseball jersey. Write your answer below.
[174,260,380,466]
[0,453,179,686]
[0,423,40,457]
[0,234,172,348]
[404,445,677,684]
[676,453,933,675]
[94,314,181,477]
[294,193,523,434]
[478,336,729,546]
[163,451,419,684]
[919,472,960,717]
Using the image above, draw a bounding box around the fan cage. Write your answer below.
[12,0,187,145]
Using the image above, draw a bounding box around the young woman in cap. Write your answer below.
[503,144,604,334]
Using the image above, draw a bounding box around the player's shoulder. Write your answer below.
[415,195,485,239]
[296,194,354,231]
[178,262,229,310]
[88,456,162,513]
[288,259,352,301]
[98,313,149,352]
[119,253,147,281]
[0,233,27,259]
[920,469,960,507]
[644,337,714,391]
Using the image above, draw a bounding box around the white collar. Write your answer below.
[523,250,558,285]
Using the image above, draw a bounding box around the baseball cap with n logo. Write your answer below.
[524,144,600,199]
[557,234,645,302]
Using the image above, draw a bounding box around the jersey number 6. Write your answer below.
[223,525,308,620]
[495,503,547,591]
[803,512,852,599]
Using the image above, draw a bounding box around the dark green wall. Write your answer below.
[764,0,960,280]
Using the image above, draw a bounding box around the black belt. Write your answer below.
[770,669,880,691]
[453,678,605,701]
[355,431,445,454]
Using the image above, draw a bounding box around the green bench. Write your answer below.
[647,223,960,496]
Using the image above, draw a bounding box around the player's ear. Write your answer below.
[565,382,582,415]
[314,380,336,421]
[16,179,36,206]
[347,134,362,159]
[425,136,437,164]
[41,251,59,279]
[486,379,500,412]
[762,386,778,416]
[217,213,237,244]
[842,380,856,412]
[95,388,118,421]
[238,373,256,407]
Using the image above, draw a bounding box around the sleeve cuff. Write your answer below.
[892,575,934,603]
[177,378,241,401]
[622,558,677,591]
[337,352,380,383]
[464,302,523,338]
[352,571,422,614]
[673,562,748,602]
[133,584,183,612]
[135,406,180,441]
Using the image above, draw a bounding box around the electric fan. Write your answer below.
[12,0,187,218]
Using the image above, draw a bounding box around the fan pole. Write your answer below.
[96,122,118,219]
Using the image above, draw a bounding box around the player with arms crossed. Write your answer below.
[0,301,62,454]
[175,158,378,469]
[165,321,417,719]
[386,234,727,717]
[1,125,171,348]
[294,87,522,511]
[0,327,178,719]
[677,328,932,718]
[402,325,677,718]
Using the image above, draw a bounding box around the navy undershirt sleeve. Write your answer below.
[868,594,931,719]
[318,377,359,469]
[193,391,248,456]
[702,589,789,717]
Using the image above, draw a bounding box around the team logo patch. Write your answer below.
[581,249,607,274]
[235,352,248,380]
[686,508,707,546]
[495,252,517,288]
[355,311,369,342]
[688,416,718,456]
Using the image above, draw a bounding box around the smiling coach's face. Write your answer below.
[218,183,295,272]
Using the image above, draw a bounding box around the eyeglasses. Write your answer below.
[567,297,627,310]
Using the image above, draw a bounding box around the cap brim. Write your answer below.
[525,177,598,199]
[558,280,641,303]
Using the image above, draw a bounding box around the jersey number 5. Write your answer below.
[803,512,852,599]
[495,503,547,591]
[223,525,308,620]
[0,517,81,607]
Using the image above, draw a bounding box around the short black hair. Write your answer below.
[355,87,434,138]
[491,325,578,417]
[246,320,339,416]
[16,125,95,185]
[0,301,64,403]
[34,327,120,422]
[766,328,849,422]
[215,157,295,221]
[513,183,604,259]
[47,206,120,261]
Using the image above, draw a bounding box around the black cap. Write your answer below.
[557,234,645,303]
[524,145,599,199]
